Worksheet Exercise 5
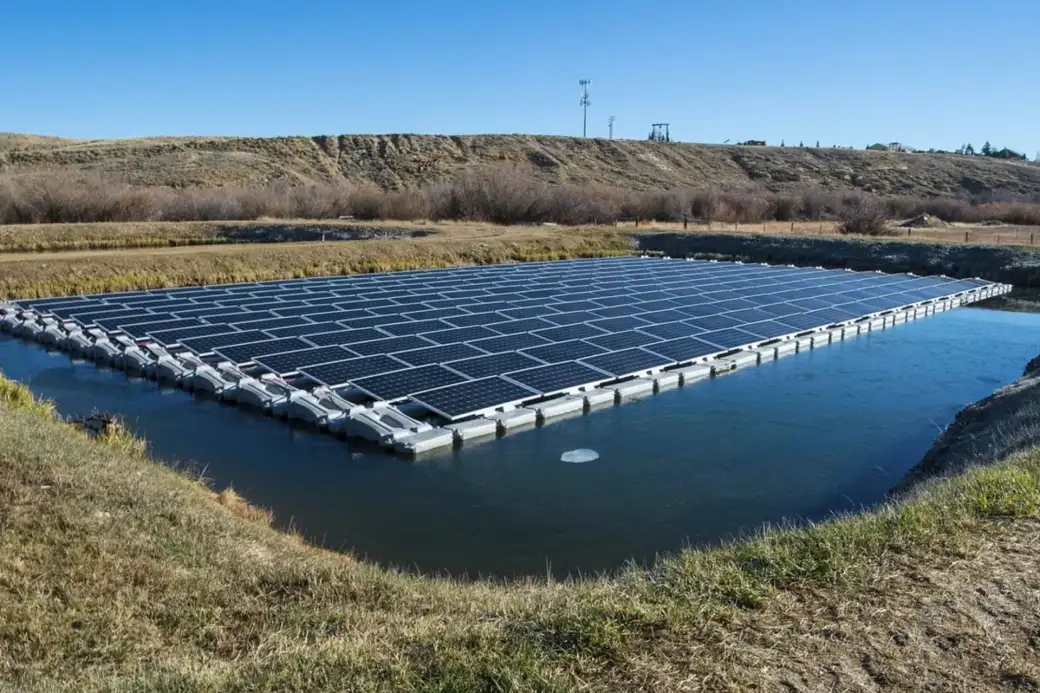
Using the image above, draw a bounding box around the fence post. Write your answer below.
[734,221,738,232]
[1031,232,1035,245]
[683,217,688,230]
[907,228,911,237]
[964,231,969,243]
[790,221,794,233]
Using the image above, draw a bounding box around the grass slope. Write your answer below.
[3,133,1040,196]
[0,373,1039,691]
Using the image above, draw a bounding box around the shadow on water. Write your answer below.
[1,307,1038,578]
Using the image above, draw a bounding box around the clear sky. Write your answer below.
[1,0,1036,156]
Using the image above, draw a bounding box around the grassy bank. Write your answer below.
[1,373,1039,691]
[0,225,632,298]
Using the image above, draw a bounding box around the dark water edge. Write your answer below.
[1,307,1038,578]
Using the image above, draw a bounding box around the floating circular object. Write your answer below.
[561,448,599,464]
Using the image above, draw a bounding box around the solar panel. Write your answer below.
[587,330,661,351]
[254,345,355,374]
[699,328,764,350]
[422,326,499,345]
[487,317,556,335]
[411,377,538,419]
[519,339,607,364]
[172,305,248,319]
[635,321,702,341]
[467,332,552,353]
[337,315,404,329]
[534,324,607,342]
[261,322,343,339]
[391,342,487,367]
[114,318,200,338]
[587,316,650,332]
[433,312,491,328]
[504,361,608,395]
[353,364,468,401]
[591,305,646,318]
[224,311,283,324]
[683,315,746,332]
[299,355,410,388]
[181,330,271,354]
[147,323,237,346]
[645,337,720,362]
[499,307,553,320]
[551,300,602,312]
[445,351,544,379]
[214,337,313,365]
[380,319,452,336]
[739,320,799,340]
[304,328,390,347]
[579,348,670,376]
[541,311,599,326]
[230,316,312,331]
[349,335,435,356]
[639,309,691,324]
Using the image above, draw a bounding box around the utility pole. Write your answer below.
[608,115,615,139]
[579,79,591,137]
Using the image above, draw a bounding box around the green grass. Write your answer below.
[1,371,1039,691]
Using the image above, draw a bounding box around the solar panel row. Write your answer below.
[17,257,993,418]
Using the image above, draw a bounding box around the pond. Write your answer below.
[1,306,1037,578]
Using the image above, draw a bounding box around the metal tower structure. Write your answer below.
[579,79,591,137]
[648,123,671,142]
[608,115,615,139]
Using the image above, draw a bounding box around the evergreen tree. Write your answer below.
[981,141,992,156]
[815,140,820,148]
[799,140,804,147]
[780,139,785,147]
[965,143,975,155]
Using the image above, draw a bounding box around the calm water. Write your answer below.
[1,307,1037,578]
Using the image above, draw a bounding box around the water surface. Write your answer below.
[1,307,1037,577]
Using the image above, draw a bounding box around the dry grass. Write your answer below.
[0,225,633,299]
[0,372,1039,691]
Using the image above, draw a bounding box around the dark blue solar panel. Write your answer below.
[585,316,650,333]
[519,339,606,364]
[229,316,312,331]
[699,328,764,350]
[637,299,682,312]
[446,351,544,379]
[109,317,198,337]
[380,319,452,336]
[637,321,703,341]
[638,309,691,324]
[740,320,798,340]
[411,377,537,419]
[590,295,633,307]
[534,323,607,342]
[551,300,603,312]
[214,337,313,365]
[223,311,283,324]
[147,323,237,346]
[403,307,469,321]
[391,343,487,367]
[353,364,467,401]
[349,335,435,356]
[303,328,392,347]
[298,308,373,322]
[499,307,552,320]
[442,312,501,328]
[261,322,342,339]
[180,330,270,353]
[504,361,608,395]
[725,308,777,324]
[645,337,719,362]
[754,303,803,318]
[423,326,499,345]
[470,332,552,354]
[299,355,409,388]
[541,311,599,326]
[683,314,745,332]
[580,348,670,376]
[487,317,556,335]
[587,330,661,351]
[254,346,355,374]
[591,305,645,318]
[673,303,724,318]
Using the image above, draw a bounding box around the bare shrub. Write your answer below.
[837,193,896,236]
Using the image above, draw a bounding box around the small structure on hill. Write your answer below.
[648,124,671,142]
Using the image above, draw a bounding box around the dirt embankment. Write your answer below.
[635,232,1040,287]
[4,132,1040,196]
[895,354,1040,495]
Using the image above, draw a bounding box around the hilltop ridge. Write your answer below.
[2,132,1039,197]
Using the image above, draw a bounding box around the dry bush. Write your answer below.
[837,193,896,236]
[3,169,1040,228]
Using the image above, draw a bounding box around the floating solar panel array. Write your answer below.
[6,257,1006,428]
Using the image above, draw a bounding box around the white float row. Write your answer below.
[0,280,1010,456]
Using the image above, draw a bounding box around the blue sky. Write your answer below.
[1,0,1036,155]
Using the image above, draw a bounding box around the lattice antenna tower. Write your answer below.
[608,115,615,139]
[579,79,591,137]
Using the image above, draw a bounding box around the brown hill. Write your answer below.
[2,132,1039,197]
